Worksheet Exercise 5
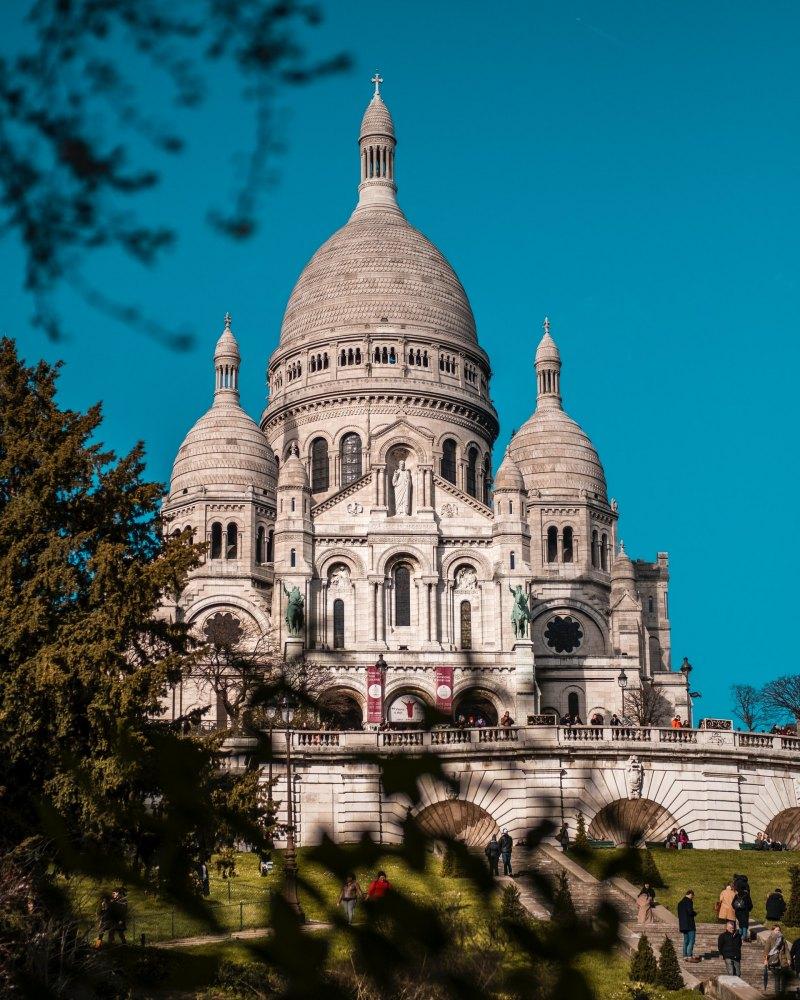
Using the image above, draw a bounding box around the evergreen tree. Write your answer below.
[0,340,268,991]
[500,882,528,926]
[552,869,577,925]
[574,811,590,850]
[657,935,685,990]
[629,933,658,984]
[786,865,800,927]
[641,849,666,889]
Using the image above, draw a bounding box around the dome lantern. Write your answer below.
[535,316,562,411]
[214,312,241,401]
[357,74,398,212]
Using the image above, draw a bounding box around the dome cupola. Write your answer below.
[493,448,525,492]
[169,315,277,498]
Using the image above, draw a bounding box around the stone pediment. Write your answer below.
[433,474,494,521]
[311,470,373,519]
[610,589,641,613]
[370,417,436,448]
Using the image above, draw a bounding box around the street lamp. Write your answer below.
[679,657,693,727]
[617,668,628,720]
[281,694,305,923]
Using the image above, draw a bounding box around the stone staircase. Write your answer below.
[509,844,786,997]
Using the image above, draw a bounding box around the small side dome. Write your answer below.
[612,541,635,582]
[493,449,525,492]
[535,323,560,364]
[278,444,310,490]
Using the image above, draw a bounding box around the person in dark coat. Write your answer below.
[790,935,800,975]
[677,889,699,961]
[485,835,500,876]
[765,888,786,921]
[498,828,513,876]
[733,886,753,941]
[718,920,742,977]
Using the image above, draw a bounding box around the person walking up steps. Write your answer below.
[677,889,699,962]
[485,835,500,877]
[498,828,513,876]
[763,924,789,993]
[718,921,742,977]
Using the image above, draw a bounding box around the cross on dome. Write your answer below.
[543,316,550,336]
[371,72,383,96]
[224,311,232,331]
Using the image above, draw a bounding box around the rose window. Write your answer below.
[544,615,583,654]
[203,611,243,648]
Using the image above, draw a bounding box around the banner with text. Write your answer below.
[367,664,384,724]
[435,666,454,715]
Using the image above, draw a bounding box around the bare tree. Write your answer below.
[624,681,673,726]
[0,1,350,345]
[730,684,766,731]
[760,675,800,725]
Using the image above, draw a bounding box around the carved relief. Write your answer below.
[441,503,459,518]
[454,566,478,593]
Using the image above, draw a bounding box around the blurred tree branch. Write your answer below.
[0,0,350,347]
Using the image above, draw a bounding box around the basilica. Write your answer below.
[161,81,688,731]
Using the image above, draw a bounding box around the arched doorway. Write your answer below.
[386,692,429,728]
[318,691,363,730]
[415,800,499,848]
[766,808,800,849]
[588,799,678,847]
[453,690,498,727]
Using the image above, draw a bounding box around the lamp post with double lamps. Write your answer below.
[617,668,628,721]
[281,693,305,923]
[679,657,697,727]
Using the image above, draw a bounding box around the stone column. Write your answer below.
[321,582,328,649]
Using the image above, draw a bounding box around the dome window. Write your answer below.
[466,447,478,498]
[600,533,609,571]
[591,530,599,568]
[546,526,558,563]
[441,439,457,485]
[340,433,362,486]
[267,530,274,562]
[483,454,491,505]
[226,522,238,559]
[310,438,329,493]
[256,526,265,564]
[562,526,574,563]
[210,522,223,560]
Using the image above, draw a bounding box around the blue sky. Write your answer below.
[2,2,798,721]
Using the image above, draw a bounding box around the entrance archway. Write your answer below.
[588,798,678,847]
[453,690,498,727]
[766,808,800,849]
[318,691,363,730]
[415,800,499,848]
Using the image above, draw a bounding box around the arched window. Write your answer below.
[310,437,329,493]
[483,454,491,505]
[210,522,222,559]
[290,548,296,568]
[274,453,280,471]
[509,501,513,515]
[510,551,515,570]
[562,526,574,563]
[226,522,238,559]
[333,599,345,649]
[256,525,265,564]
[266,530,274,562]
[466,447,478,498]
[460,600,472,651]
[394,564,411,627]
[291,497,296,513]
[648,596,654,613]
[340,433,362,486]
[591,530,599,568]
[546,526,558,563]
[600,533,608,571]
[441,439,457,484]
[567,692,580,718]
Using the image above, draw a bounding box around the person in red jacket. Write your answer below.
[367,870,392,901]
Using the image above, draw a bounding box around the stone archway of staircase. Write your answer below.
[414,799,499,848]
[765,807,800,849]
[588,798,678,846]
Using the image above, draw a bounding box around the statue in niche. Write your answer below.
[392,459,412,515]
[625,755,644,799]
[330,566,350,591]
[283,583,305,637]
[455,567,478,593]
[509,584,532,639]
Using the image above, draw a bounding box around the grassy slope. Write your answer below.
[574,848,800,925]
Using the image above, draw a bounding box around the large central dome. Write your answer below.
[279,207,477,347]
[278,91,477,349]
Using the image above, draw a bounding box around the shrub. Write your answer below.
[656,935,684,990]
[786,865,800,927]
[575,812,590,850]
[641,850,666,889]
[552,870,577,925]
[499,882,528,926]
[629,933,658,984]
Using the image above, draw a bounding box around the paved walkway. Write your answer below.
[156,922,331,949]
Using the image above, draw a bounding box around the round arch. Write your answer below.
[766,808,800,849]
[376,435,430,465]
[452,687,500,726]
[376,544,429,577]
[440,548,493,580]
[187,597,269,635]
[314,548,366,579]
[332,424,366,449]
[317,686,364,730]
[415,800,499,848]
[588,798,679,847]
[530,600,610,655]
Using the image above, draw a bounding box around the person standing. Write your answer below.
[677,889,699,961]
[733,884,753,942]
[366,870,392,902]
[498,828,513,876]
[556,823,570,852]
[763,924,789,993]
[718,921,742,977]
[485,835,500,877]
[637,885,655,924]
[717,881,736,923]
[337,873,363,924]
[109,888,127,945]
[97,892,113,945]
[765,887,786,922]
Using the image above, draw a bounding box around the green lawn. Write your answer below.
[63,848,481,943]
[573,848,800,925]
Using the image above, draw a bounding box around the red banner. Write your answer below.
[367,664,384,724]
[435,666,454,715]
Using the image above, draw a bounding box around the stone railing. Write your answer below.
[271,725,798,756]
